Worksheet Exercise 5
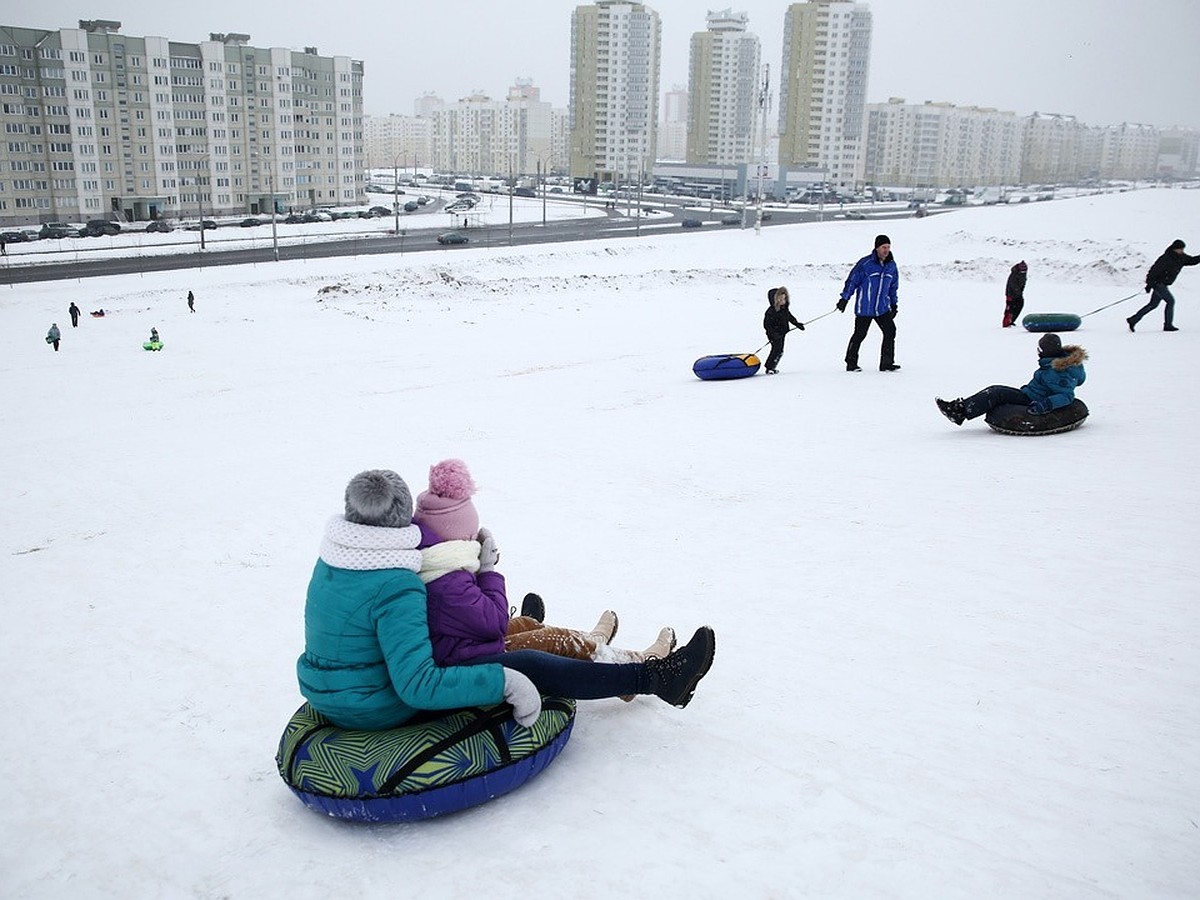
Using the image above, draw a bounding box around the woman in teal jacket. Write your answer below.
[296,471,512,730]
[297,469,718,730]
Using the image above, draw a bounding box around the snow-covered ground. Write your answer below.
[2,188,1197,899]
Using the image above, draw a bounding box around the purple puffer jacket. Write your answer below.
[417,522,510,665]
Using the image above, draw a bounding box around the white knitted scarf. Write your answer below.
[318,515,423,572]
[418,539,482,583]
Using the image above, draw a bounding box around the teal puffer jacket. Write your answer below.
[297,560,505,730]
[1021,345,1088,411]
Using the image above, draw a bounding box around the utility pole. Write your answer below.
[755,64,771,236]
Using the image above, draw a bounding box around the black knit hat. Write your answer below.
[1169,239,1186,251]
[1037,333,1063,357]
[874,234,891,248]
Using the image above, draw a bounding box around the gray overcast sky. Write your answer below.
[16,1,1200,129]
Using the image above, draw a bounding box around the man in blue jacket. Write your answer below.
[837,234,900,372]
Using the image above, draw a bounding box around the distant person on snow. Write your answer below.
[296,468,717,731]
[837,234,900,372]
[1002,261,1027,327]
[68,302,81,328]
[149,327,160,344]
[46,323,61,351]
[187,290,195,313]
[762,286,804,375]
[1127,239,1199,332]
[935,332,1087,426]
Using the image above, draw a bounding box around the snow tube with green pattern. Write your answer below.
[143,341,163,351]
[276,697,575,822]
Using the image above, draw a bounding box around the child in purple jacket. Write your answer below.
[415,459,675,667]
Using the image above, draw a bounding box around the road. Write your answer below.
[0,195,931,286]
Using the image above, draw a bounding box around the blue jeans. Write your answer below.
[1130,284,1175,327]
[963,385,1028,420]
[465,649,643,698]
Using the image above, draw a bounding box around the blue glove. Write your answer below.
[1028,398,1053,415]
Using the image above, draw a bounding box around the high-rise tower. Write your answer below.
[569,1,661,182]
[686,10,761,166]
[777,0,872,188]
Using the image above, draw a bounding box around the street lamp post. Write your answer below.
[393,157,402,237]
[252,151,279,261]
[267,169,279,262]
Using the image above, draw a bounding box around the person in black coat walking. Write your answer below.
[68,302,81,328]
[1127,239,1200,332]
[1002,261,1027,327]
[187,290,195,312]
[762,286,803,374]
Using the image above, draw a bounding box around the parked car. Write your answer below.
[1,230,28,244]
[844,210,867,220]
[720,213,743,226]
[416,196,430,205]
[283,214,305,224]
[19,228,42,241]
[403,200,419,212]
[681,218,703,228]
[437,231,469,245]
[240,218,262,227]
[144,220,174,233]
[40,222,76,239]
[185,219,218,230]
[368,206,392,217]
[84,219,122,236]
[513,187,537,198]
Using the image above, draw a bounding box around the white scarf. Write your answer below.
[418,539,481,583]
[318,515,423,572]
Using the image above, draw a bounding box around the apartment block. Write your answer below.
[569,1,661,182]
[0,19,363,226]
[428,84,565,177]
[364,112,433,171]
[658,83,688,161]
[864,98,1024,188]
[685,10,760,167]
[777,0,872,188]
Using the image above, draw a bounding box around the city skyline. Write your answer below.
[30,0,1200,131]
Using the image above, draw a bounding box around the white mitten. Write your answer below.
[502,668,541,727]
[478,527,500,573]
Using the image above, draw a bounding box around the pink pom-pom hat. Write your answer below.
[414,459,480,542]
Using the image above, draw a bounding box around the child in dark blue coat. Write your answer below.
[935,333,1087,426]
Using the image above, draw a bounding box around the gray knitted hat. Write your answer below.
[344,469,413,528]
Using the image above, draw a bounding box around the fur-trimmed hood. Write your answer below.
[1049,345,1087,370]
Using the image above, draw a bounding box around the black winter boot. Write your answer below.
[935,397,966,426]
[520,592,545,623]
[642,627,716,708]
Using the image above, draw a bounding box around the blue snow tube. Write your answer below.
[1022,312,1081,332]
[276,698,575,822]
[985,399,1089,435]
[693,353,762,380]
